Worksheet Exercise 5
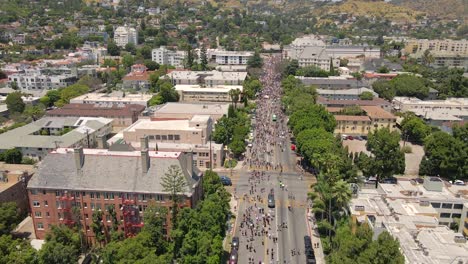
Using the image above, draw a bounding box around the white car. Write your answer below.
[454,180,466,186]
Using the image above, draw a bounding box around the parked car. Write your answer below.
[411,178,424,184]
[361,135,368,140]
[341,134,348,140]
[454,180,466,186]
[381,177,398,184]
[229,249,238,264]
[220,176,232,186]
[354,136,364,141]
[304,236,316,264]
[231,236,239,250]
[365,176,377,185]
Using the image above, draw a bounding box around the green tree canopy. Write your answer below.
[366,128,405,179]
[0,235,38,264]
[247,50,263,68]
[0,202,21,235]
[400,113,431,144]
[3,148,22,164]
[5,92,25,114]
[358,91,374,100]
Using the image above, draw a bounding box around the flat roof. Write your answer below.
[71,92,153,102]
[175,85,243,92]
[165,70,247,81]
[153,102,229,119]
[125,116,208,132]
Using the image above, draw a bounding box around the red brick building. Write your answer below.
[27,146,202,243]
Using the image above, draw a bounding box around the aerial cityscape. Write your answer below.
[0,0,467,263]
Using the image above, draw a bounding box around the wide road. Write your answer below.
[230,55,312,264]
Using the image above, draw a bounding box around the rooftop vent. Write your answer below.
[454,236,466,244]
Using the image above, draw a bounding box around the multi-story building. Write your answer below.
[164,70,247,87]
[175,84,243,103]
[318,96,392,112]
[151,46,186,68]
[0,117,112,160]
[7,68,77,93]
[27,147,202,241]
[404,39,468,69]
[297,76,368,90]
[108,115,223,169]
[317,87,378,101]
[0,163,35,215]
[70,91,153,107]
[149,102,229,121]
[332,105,397,136]
[209,50,253,65]
[113,26,138,47]
[46,103,145,128]
[350,179,468,263]
[122,64,153,90]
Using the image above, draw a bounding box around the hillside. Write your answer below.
[314,0,424,23]
[391,0,467,20]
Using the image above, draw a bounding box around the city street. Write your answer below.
[228,55,316,264]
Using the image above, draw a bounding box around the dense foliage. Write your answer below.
[372,74,429,100]
[212,106,250,157]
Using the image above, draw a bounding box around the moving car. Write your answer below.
[220,176,232,186]
[268,193,275,208]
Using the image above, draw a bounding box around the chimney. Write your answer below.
[141,149,150,173]
[97,135,107,149]
[140,136,148,150]
[186,151,193,173]
[74,147,84,170]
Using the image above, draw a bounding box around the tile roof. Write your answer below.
[361,106,396,119]
[317,96,391,106]
[334,115,371,122]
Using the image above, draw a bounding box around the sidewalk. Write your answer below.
[305,208,326,264]
[223,195,240,251]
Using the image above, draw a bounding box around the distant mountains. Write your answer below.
[390,0,467,20]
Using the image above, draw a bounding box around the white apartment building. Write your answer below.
[113,26,138,47]
[392,97,468,112]
[151,46,186,68]
[175,85,243,103]
[209,50,253,65]
[8,68,77,93]
[163,70,247,87]
[70,91,152,107]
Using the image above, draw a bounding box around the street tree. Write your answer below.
[366,128,405,184]
[5,92,25,114]
[161,165,187,226]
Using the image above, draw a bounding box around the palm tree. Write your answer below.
[421,49,434,66]
[229,88,241,109]
[332,179,352,212]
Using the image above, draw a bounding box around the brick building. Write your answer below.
[46,103,145,128]
[0,163,35,215]
[27,147,202,242]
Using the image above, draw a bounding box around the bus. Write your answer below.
[272,114,277,122]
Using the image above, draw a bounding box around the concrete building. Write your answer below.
[175,84,243,103]
[404,39,468,69]
[350,181,468,264]
[108,115,223,169]
[317,96,392,112]
[70,91,152,107]
[122,64,153,90]
[392,97,468,126]
[46,103,145,128]
[150,102,229,121]
[113,26,138,47]
[164,70,247,87]
[325,45,381,59]
[152,46,186,68]
[332,106,396,135]
[0,117,112,160]
[7,68,77,93]
[317,87,378,100]
[27,147,202,241]
[296,76,368,90]
[209,50,253,65]
[0,163,35,215]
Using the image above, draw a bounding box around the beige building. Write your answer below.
[404,39,468,68]
[150,102,229,121]
[71,91,152,107]
[175,85,243,103]
[108,115,223,169]
[332,106,397,136]
[163,70,247,87]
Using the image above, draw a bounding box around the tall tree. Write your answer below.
[161,165,187,227]
[3,149,22,164]
[247,50,263,68]
[5,92,25,114]
[39,225,81,264]
[185,46,194,69]
[366,128,405,185]
[421,49,434,66]
[0,202,21,235]
[200,44,208,71]
[228,88,241,109]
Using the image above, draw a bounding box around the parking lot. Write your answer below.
[342,139,425,176]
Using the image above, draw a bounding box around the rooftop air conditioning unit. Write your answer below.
[454,236,466,243]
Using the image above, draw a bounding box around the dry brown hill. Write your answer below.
[391,0,467,20]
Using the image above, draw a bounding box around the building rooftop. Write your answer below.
[211,50,253,56]
[378,179,468,201]
[393,97,468,107]
[317,96,391,107]
[361,105,396,119]
[317,87,378,96]
[123,115,210,133]
[152,102,229,118]
[175,84,243,93]
[165,70,247,81]
[71,92,153,104]
[46,103,146,118]
[28,148,199,195]
[0,117,112,149]
[334,115,371,122]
